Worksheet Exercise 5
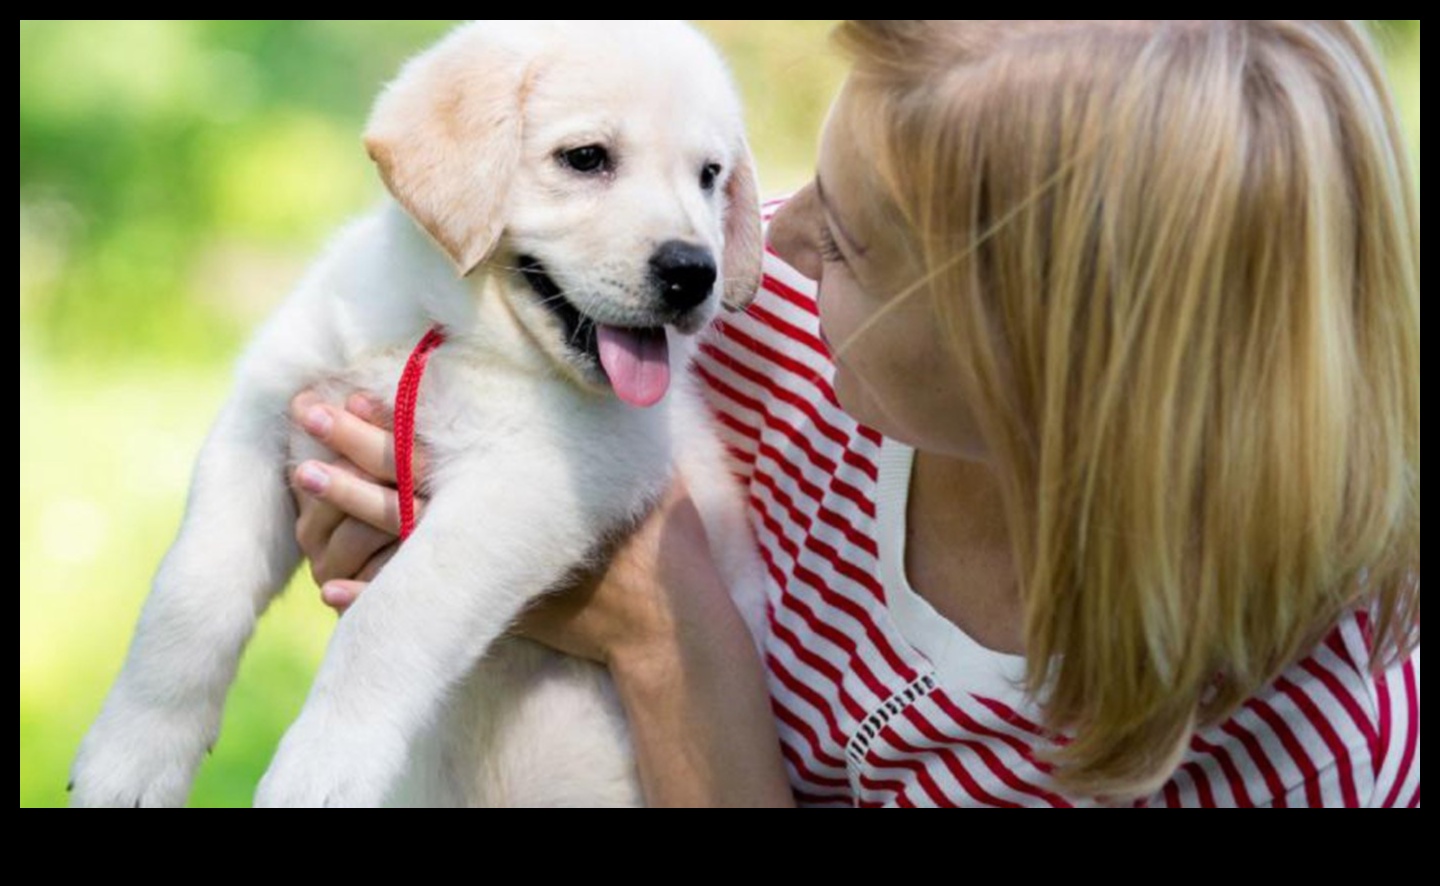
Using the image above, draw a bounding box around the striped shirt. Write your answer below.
[689,200,1421,807]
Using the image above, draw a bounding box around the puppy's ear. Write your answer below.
[364,32,527,276]
[722,142,763,311]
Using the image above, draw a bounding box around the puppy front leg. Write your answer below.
[70,391,301,807]
[255,464,592,807]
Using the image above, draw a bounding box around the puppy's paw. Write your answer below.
[69,705,212,808]
[255,718,399,808]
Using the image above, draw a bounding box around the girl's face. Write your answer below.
[768,80,986,460]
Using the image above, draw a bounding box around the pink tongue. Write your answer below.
[596,325,670,407]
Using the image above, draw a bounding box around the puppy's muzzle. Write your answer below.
[650,241,716,312]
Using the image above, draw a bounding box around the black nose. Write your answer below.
[650,241,717,312]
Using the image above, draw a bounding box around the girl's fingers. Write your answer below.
[293,459,408,535]
[291,391,426,484]
[312,515,399,586]
[320,580,367,615]
[356,549,394,582]
[318,549,392,615]
[293,477,350,562]
[291,393,396,482]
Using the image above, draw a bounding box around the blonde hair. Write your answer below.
[835,20,1420,798]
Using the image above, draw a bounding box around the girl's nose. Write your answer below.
[766,182,823,282]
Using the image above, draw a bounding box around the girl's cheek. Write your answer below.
[816,284,843,356]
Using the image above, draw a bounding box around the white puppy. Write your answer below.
[70,20,766,807]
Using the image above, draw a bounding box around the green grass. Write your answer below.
[19,351,337,807]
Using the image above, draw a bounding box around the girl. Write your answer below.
[292,20,1420,806]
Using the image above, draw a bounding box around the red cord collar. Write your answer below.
[394,325,446,540]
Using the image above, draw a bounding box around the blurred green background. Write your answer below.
[19,21,1419,807]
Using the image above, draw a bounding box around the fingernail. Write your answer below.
[347,392,380,420]
[322,582,354,608]
[290,391,320,417]
[296,463,329,494]
[302,406,333,437]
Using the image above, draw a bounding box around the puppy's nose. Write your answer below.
[651,241,717,312]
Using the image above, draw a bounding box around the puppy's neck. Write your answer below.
[377,203,547,376]
[436,271,557,382]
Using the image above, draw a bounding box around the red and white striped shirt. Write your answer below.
[690,200,1421,807]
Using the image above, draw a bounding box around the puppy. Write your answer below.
[70,20,766,807]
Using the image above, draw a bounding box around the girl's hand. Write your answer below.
[288,388,791,804]
[289,391,416,612]
[287,389,715,669]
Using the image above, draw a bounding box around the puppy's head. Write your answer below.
[364,21,761,407]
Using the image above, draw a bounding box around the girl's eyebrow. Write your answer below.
[815,176,868,256]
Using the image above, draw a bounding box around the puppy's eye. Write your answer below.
[700,162,722,192]
[558,145,611,175]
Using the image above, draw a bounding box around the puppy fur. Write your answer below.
[70,20,765,807]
